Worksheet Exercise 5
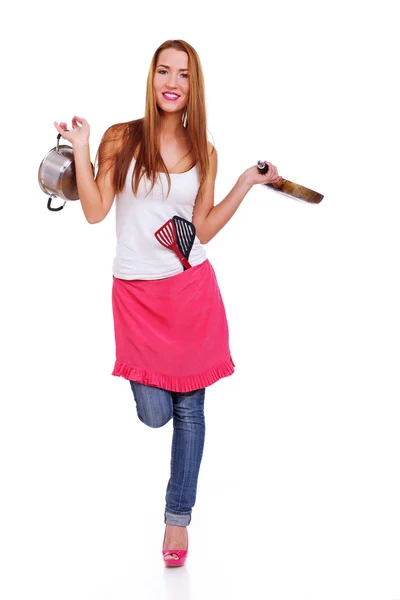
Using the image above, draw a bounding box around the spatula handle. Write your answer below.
[171,242,192,269]
[176,252,192,270]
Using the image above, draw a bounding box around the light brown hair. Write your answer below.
[94,39,212,198]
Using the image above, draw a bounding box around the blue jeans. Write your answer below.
[129,380,206,527]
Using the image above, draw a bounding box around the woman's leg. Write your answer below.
[129,380,173,427]
[164,388,206,526]
[129,381,206,561]
[129,381,206,521]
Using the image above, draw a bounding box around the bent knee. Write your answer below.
[138,413,172,428]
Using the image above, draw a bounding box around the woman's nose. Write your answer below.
[166,74,178,87]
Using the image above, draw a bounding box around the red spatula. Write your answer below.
[154,219,192,270]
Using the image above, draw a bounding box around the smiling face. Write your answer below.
[153,48,190,114]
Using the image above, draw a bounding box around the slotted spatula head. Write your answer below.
[172,216,196,260]
[154,219,192,270]
[154,218,176,249]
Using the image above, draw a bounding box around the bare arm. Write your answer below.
[54,117,123,224]
[73,142,103,224]
[192,144,281,244]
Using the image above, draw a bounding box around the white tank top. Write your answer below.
[112,157,207,280]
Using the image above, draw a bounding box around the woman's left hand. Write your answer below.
[240,161,282,187]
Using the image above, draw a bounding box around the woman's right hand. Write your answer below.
[240,161,282,188]
[53,116,90,146]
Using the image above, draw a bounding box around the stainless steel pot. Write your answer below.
[38,133,94,211]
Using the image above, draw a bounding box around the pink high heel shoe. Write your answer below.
[162,527,189,567]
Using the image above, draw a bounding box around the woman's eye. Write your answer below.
[157,70,188,78]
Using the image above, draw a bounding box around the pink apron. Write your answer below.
[111,259,235,392]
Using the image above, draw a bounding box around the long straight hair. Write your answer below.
[94,40,212,198]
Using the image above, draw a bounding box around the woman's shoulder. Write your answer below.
[207,140,217,157]
[207,141,217,172]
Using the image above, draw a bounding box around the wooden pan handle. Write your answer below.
[256,160,324,203]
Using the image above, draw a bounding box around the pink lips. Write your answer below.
[162,92,180,101]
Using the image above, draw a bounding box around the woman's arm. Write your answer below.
[54,117,122,224]
[192,144,280,244]
[72,142,104,224]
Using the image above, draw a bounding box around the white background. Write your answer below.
[1,1,399,599]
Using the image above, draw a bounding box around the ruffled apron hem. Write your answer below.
[112,357,235,392]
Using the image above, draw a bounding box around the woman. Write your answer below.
[54,39,281,567]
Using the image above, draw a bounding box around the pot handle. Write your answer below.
[47,195,66,211]
[49,131,69,210]
[56,130,69,153]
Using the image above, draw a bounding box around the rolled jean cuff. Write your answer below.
[164,509,192,526]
